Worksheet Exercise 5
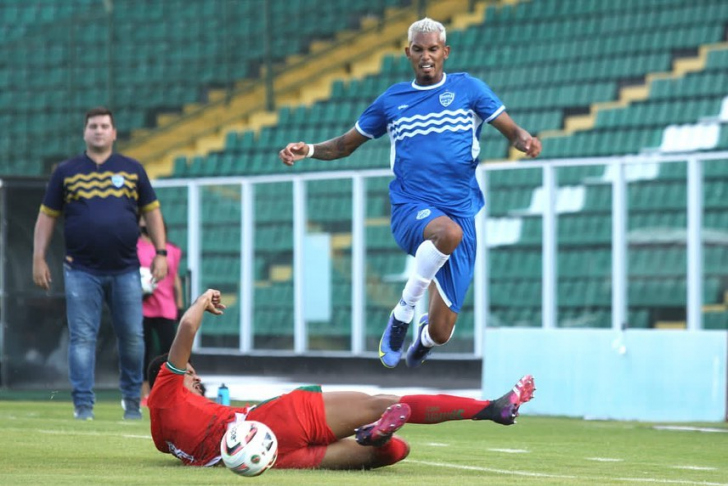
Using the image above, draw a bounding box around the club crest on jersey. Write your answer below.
[416,209,431,220]
[439,91,455,107]
[111,174,124,188]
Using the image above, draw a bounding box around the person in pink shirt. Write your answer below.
[138,220,183,403]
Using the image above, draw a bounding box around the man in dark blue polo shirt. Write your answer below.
[32,106,169,420]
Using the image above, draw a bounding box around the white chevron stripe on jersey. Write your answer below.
[391,114,473,136]
[391,123,474,142]
[389,108,472,127]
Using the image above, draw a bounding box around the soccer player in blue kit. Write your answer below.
[279,18,542,369]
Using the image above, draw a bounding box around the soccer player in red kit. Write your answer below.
[147,289,535,470]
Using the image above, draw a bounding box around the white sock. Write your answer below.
[393,240,449,323]
[421,323,456,347]
[393,298,416,323]
[421,325,436,348]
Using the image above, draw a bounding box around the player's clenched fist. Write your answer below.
[279,141,310,166]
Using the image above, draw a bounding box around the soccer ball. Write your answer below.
[139,267,157,295]
[220,420,278,477]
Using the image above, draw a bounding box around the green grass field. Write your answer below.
[1,399,726,485]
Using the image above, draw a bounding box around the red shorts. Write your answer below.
[246,385,336,469]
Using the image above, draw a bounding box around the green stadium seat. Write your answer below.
[628,309,650,329]
[704,311,728,330]
[718,125,728,150]
[1,0,417,175]
[366,225,398,250]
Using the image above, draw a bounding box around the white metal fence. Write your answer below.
[151,150,728,358]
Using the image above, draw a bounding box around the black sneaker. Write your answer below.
[378,311,410,368]
[406,314,432,368]
[74,406,94,421]
[121,398,142,420]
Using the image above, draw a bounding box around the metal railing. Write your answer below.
[150,150,728,358]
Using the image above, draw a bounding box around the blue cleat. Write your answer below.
[379,312,410,368]
[406,314,432,368]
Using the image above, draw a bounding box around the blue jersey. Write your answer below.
[40,152,160,275]
[356,72,504,218]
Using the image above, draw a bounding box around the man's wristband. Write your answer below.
[155,249,168,256]
[305,144,315,158]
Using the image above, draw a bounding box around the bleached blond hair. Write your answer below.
[408,17,446,43]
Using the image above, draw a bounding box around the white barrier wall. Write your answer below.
[482,329,727,422]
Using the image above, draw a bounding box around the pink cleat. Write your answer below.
[474,374,535,425]
[355,403,411,446]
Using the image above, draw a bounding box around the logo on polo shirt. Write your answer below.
[111,174,124,188]
[416,209,431,220]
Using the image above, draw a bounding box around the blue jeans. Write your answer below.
[64,266,144,408]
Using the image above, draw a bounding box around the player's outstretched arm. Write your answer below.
[278,128,369,166]
[491,112,542,158]
[167,289,225,371]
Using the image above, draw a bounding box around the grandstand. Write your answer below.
[143,0,728,341]
[2,0,728,409]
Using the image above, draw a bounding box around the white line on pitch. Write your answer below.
[654,425,728,434]
[671,466,718,471]
[405,460,577,479]
[39,429,151,440]
[488,448,529,453]
[586,457,623,462]
[407,460,728,485]
[614,479,727,485]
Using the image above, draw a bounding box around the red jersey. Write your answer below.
[148,364,251,466]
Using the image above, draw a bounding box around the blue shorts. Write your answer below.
[390,202,477,313]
